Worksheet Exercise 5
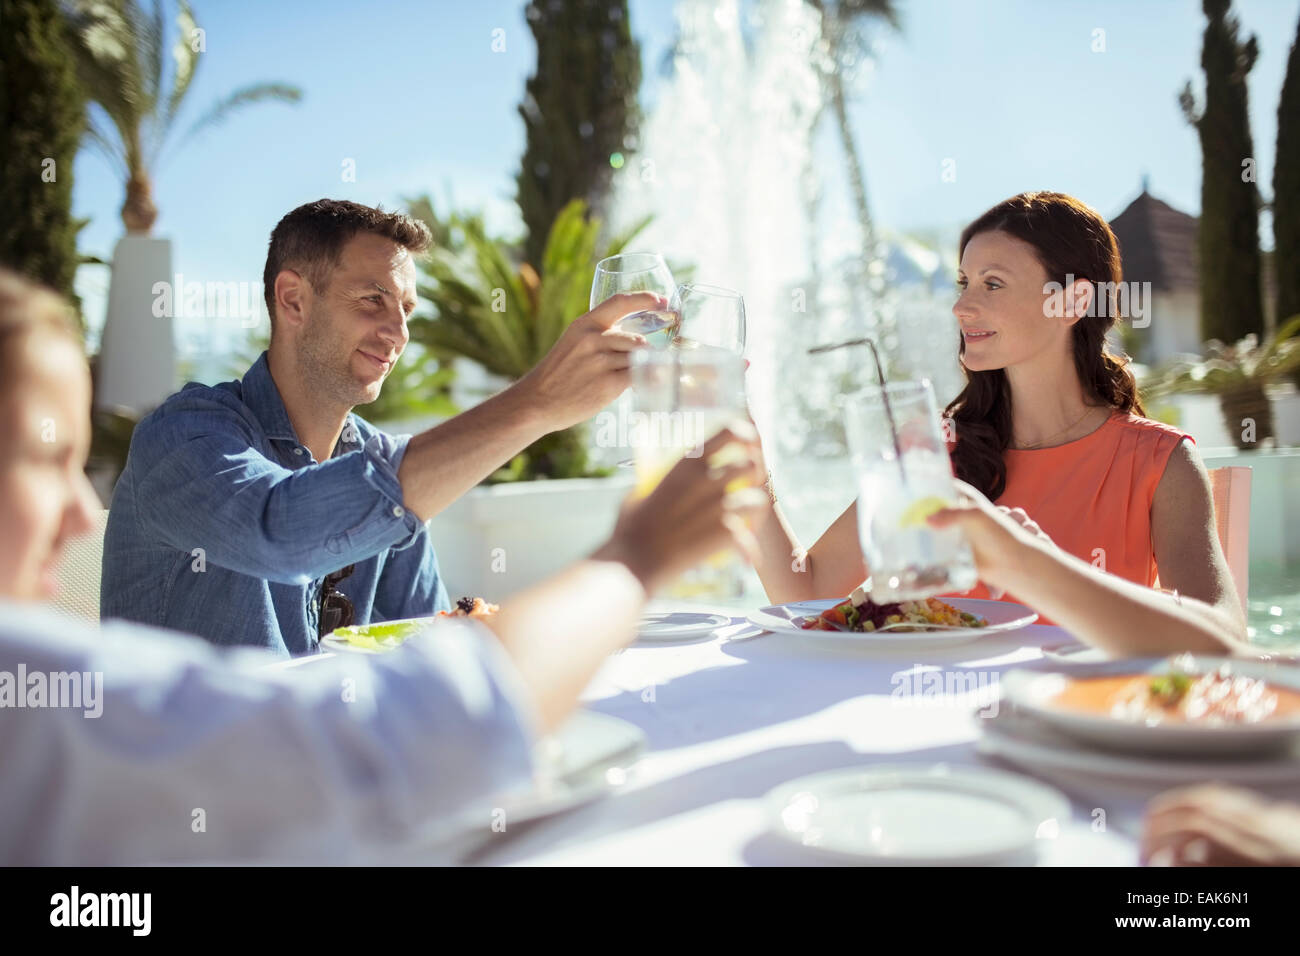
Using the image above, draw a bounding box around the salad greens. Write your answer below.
[330,620,429,651]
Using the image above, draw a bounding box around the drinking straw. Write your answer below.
[807,337,909,489]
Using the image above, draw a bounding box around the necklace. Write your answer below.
[1013,405,1105,450]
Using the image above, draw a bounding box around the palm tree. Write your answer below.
[1144,315,1300,449]
[407,198,649,482]
[61,0,301,234]
[804,0,900,274]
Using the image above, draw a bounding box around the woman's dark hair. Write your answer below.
[945,191,1144,500]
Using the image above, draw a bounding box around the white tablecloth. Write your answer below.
[465,599,1143,866]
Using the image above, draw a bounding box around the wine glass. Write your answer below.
[590,253,678,345]
[670,282,746,356]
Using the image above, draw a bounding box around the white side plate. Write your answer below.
[637,611,732,643]
[508,710,647,824]
[767,764,1069,865]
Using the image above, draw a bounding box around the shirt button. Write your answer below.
[294,447,304,456]
[392,505,405,517]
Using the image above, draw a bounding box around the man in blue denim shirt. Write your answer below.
[102,200,664,655]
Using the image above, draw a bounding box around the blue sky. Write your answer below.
[70,0,1300,362]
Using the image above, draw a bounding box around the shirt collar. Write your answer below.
[241,351,366,456]
[241,352,299,443]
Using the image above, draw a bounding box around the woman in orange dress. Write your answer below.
[753,191,1246,653]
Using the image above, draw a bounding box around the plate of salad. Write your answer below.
[321,597,500,653]
[747,587,1038,650]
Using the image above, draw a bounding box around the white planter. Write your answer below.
[1271,384,1300,447]
[97,236,176,413]
[426,473,635,601]
[1159,386,1300,453]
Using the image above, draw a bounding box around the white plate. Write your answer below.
[747,598,1038,650]
[433,710,646,863]
[767,764,1069,865]
[637,611,732,643]
[320,616,440,654]
[977,704,1300,788]
[1001,658,1300,757]
[506,710,647,825]
[1041,641,1110,663]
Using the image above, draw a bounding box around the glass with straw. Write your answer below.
[843,379,977,601]
[812,338,976,602]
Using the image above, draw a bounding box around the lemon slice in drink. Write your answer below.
[898,496,953,528]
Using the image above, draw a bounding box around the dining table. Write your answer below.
[453,597,1152,866]
[282,593,1209,867]
[275,593,1300,866]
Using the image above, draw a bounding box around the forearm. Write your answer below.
[397,382,551,520]
[755,490,868,603]
[753,503,821,603]
[137,444,418,584]
[485,554,647,733]
[1003,540,1248,657]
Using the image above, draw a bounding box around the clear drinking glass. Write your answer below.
[629,349,749,598]
[843,379,977,602]
[590,253,679,346]
[670,282,746,355]
[629,349,747,497]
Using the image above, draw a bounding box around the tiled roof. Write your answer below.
[1109,190,1199,292]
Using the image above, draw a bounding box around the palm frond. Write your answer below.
[63,0,152,175]
[600,212,653,258]
[1260,314,1300,363]
[82,110,130,178]
[537,201,600,349]
[141,0,164,112]
[1146,318,1300,398]
[178,82,302,143]
[465,235,533,363]
[410,315,519,380]
[162,0,201,138]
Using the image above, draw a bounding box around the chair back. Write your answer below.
[51,509,110,622]
[1208,466,1251,613]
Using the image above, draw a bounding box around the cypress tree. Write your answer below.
[1275,14,1300,326]
[0,0,86,315]
[515,0,641,269]
[1180,0,1265,344]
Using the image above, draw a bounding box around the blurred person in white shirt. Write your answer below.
[0,269,767,864]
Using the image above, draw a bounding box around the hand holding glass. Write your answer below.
[844,380,977,602]
[590,253,678,346]
[629,349,749,498]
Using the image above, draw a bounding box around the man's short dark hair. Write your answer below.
[262,199,431,327]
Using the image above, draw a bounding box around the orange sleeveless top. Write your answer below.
[943,412,1192,622]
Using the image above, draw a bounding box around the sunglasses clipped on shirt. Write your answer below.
[318,564,355,638]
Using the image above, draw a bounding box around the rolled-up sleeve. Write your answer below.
[129,397,424,583]
[0,609,537,864]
